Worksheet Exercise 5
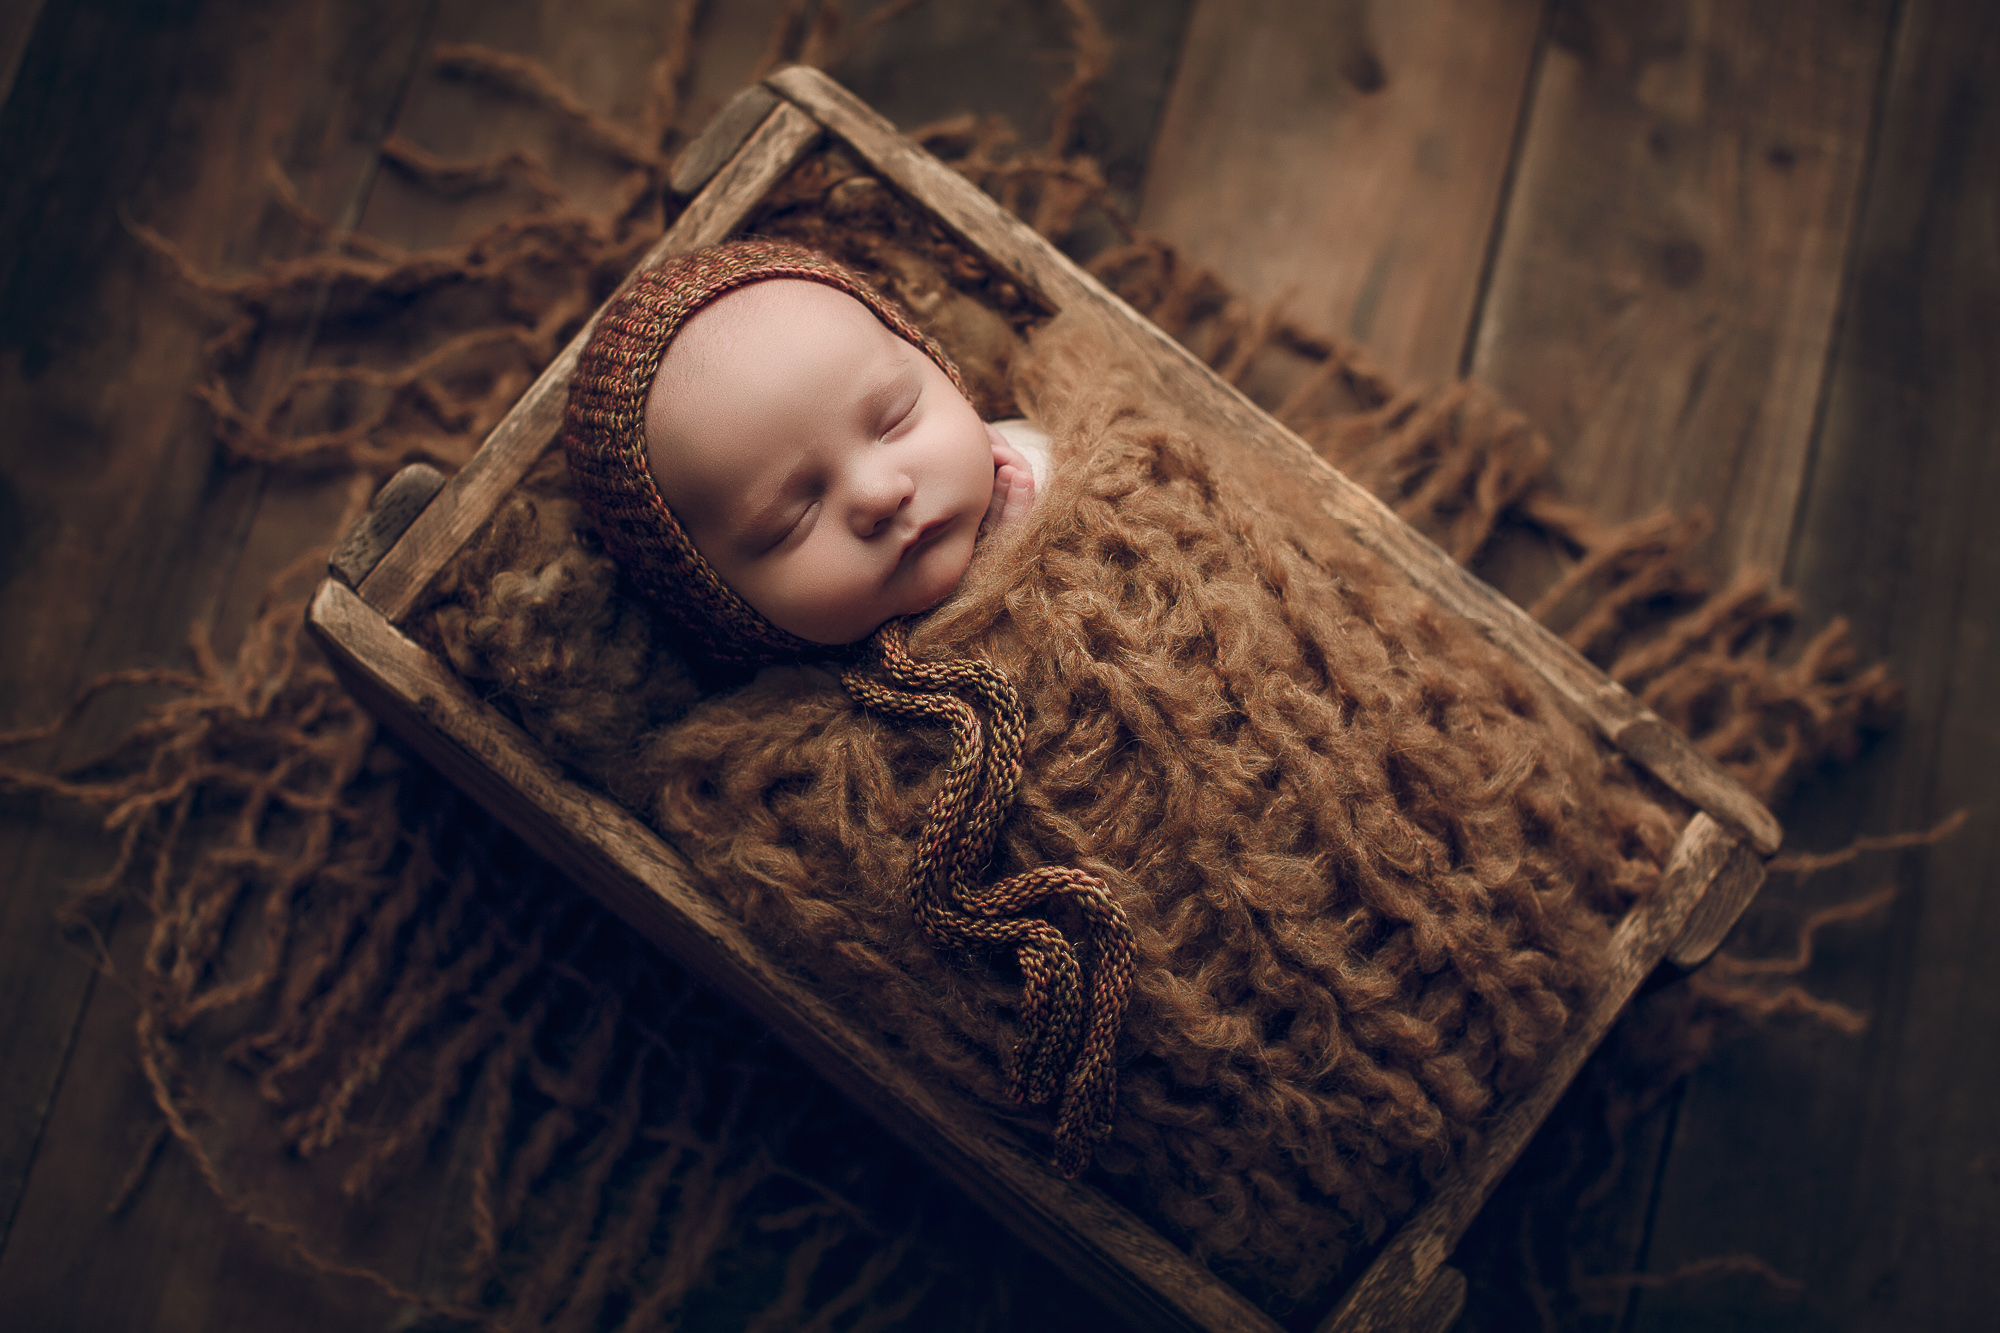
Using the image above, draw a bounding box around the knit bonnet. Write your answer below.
[562,236,967,665]
[558,238,1132,1179]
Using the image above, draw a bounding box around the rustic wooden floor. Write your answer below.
[0,1,1993,1329]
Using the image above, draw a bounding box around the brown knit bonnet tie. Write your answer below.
[560,237,1131,1177]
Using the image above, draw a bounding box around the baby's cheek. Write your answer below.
[795,547,882,614]
[731,546,870,645]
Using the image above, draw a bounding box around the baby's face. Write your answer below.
[645,279,996,645]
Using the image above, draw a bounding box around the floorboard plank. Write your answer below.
[0,906,406,1332]
[1631,0,2000,1328]
[1139,0,1545,387]
[1435,2,1893,1322]
[0,0,435,1316]
[1468,0,1893,580]
[830,0,1196,211]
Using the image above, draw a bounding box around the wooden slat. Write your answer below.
[306,580,1283,1333]
[1631,0,2000,1325]
[329,464,448,588]
[1665,835,1764,968]
[668,82,779,194]
[1407,1264,1468,1333]
[1468,0,1896,579]
[767,63,1782,855]
[1139,0,1544,386]
[356,98,824,623]
[1317,813,1740,1333]
[1449,4,1893,1313]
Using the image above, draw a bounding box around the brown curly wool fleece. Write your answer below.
[617,318,1684,1314]
[426,450,705,811]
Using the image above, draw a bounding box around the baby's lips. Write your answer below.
[896,514,951,568]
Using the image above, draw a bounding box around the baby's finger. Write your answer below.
[999,465,1035,527]
[980,465,1015,536]
[989,428,1028,474]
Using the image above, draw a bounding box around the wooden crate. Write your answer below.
[307,68,1781,1333]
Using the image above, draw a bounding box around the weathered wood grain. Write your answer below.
[827,0,1197,207]
[356,97,822,622]
[1469,0,1895,580]
[1451,4,1895,1321]
[669,81,778,194]
[1409,1263,1468,1333]
[1631,0,2000,1326]
[769,63,1781,855]
[1140,0,1544,387]
[328,462,448,587]
[0,0,433,1323]
[1666,834,1765,968]
[307,580,1284,1333]
[1316,813,1739,1333]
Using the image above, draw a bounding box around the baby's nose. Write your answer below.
[848,462,915,535]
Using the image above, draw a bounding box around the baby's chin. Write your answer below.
[878,527,978,630]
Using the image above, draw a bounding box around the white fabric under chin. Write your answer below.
[989,417,1052,492]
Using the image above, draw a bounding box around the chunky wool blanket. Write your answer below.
[426,314,1683,1315]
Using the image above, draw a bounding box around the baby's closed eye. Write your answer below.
[866,371,921,441]
[879,392,919,441]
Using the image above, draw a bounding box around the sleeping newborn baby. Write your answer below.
[562,237,1129,1182]
[640,274,1043,645]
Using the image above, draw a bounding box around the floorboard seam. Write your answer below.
[0,915,108,1261]
[1454,0,1554,383]
[1779,0,1911,589]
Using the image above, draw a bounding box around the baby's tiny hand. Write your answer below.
[981,434,1037,536]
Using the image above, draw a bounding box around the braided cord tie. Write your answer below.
[842,621,1134,1179]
